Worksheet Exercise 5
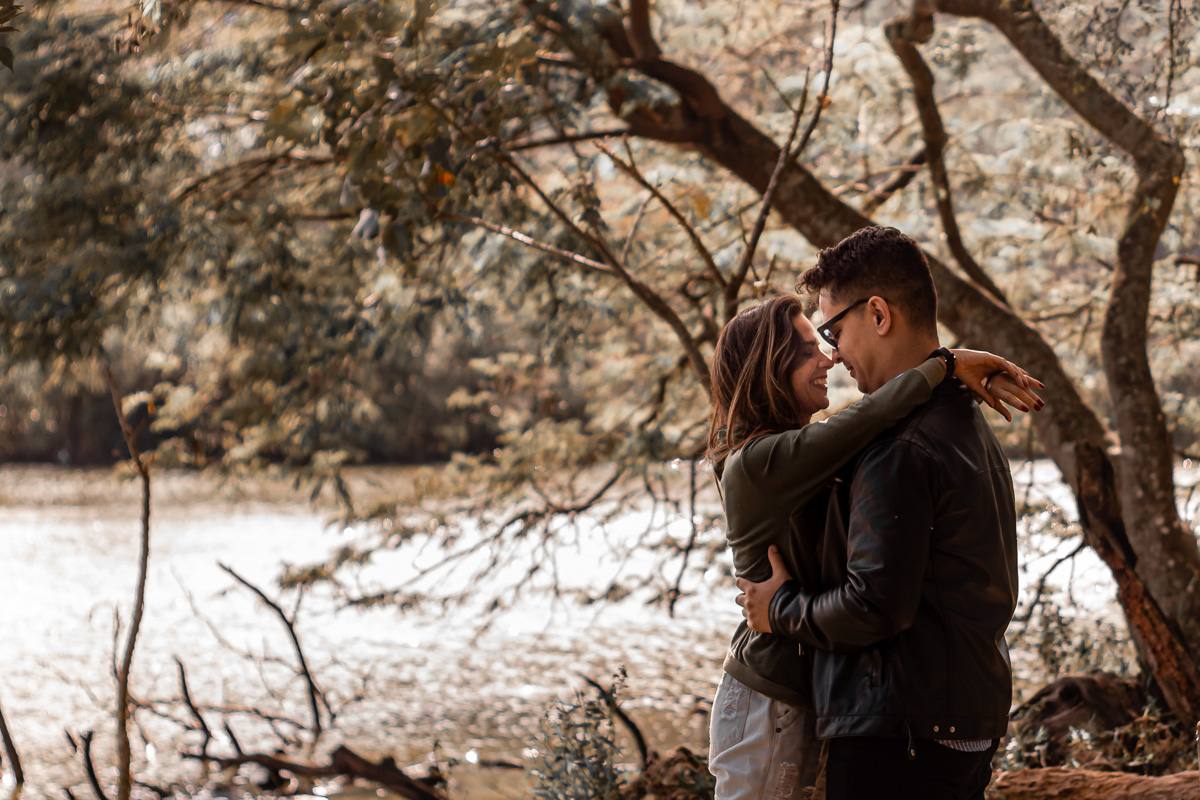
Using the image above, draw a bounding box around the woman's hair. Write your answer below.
[707,295,817,471]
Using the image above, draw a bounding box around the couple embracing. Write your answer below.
[706,226,1043,800]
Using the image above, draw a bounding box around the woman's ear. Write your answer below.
[869,296,892,336]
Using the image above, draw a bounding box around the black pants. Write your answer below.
[823,736,998,800]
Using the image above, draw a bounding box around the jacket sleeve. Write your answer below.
[768,438,937,650]
[738,358,944,515]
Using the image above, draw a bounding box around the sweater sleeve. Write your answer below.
[735,357,944,514]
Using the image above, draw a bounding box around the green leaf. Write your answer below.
[0,46,12,71]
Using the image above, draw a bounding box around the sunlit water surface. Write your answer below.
[2,462,1196,798]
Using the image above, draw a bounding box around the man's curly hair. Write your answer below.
[798,226,938,334]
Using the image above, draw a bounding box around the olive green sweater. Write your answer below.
[719,358,946,709]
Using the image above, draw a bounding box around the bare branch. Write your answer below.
[886,13,1008,304]
[579,674,649,769]
[1014,537,1086,626]
[186,746,445,800]
[0,693,23,786]
[438,211,614,275]
[509,128,631,152]
[498,152,712,393]
[217,563,326,740]
[622,194,653,265]
[105,368,152,800]
[726,72,809,320]
[173,657,212,757]
[80,731,110,800]
[597,140,725,290]
[727,0,841,321]
[192,0,302,11]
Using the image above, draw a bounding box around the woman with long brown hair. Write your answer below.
[705,295,1038,800]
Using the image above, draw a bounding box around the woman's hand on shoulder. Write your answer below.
[950,349,1045,421]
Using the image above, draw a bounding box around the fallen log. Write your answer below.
[991,767,1200,799]
[185,744,443,800]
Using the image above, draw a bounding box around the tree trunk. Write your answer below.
[531,0,1200,724]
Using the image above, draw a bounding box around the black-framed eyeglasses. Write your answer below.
[817,297,873,347]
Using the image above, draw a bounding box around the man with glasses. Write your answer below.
[736,226,1025,800]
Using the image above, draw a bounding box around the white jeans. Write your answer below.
[708,673,821,800]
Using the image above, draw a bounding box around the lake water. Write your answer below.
[2,461,1196,798]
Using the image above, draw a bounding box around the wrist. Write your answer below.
[929,347,955,384]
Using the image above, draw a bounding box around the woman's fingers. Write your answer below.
[986,375,1044,415]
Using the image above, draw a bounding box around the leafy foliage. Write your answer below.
[1,0,1199,656]
[534,688,628,800]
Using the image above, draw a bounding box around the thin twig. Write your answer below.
[80,731,110,800]
[1015,538,1087,626]
[668,459,701,618]
[105,368,152,800]
[174,657,212,757]
[0,693,23,785]
[726,0,841,321]
[860,148,926,213]
[509,128,630,151]
[217,563,326,740]
[439,212,613,275]
[579,675,649,770]
[621,194,653,265]
[600,140,726,290]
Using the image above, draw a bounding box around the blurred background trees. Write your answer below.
[2,0,1200,720]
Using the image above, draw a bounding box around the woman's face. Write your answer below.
[790,315,834,418]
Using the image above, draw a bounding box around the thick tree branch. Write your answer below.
[625,0,660,59]
[186,745,443,800]
[885,13,1008,304]
[936,0,1200,680]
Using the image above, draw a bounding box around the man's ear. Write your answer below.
[868,296,892,336]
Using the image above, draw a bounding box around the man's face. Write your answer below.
[818,289,881,394]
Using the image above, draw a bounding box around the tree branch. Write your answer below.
[185,745,444,800]
[597,141,726,290]
[885,11,1008,304]
[173,657,212,757]
[936,0,1200,670]
[105,369,151,800]
[509,127,631,151]
[438,212,614,275]
[0,693,23,787]
[499,152,712,394]
[859,148,926,213]
[80,731,110,800]
[624,0,661,59]
[217,564,325,740]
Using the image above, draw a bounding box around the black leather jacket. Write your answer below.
[768,379,1018,742]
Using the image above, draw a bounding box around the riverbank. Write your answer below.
[4,460,1192,798]
[1,464,725,798]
